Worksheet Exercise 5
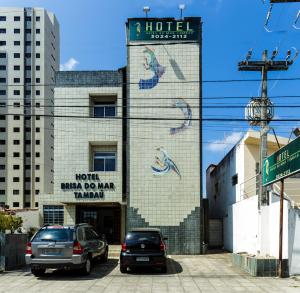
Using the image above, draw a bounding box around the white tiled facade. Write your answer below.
[0,7,59,209]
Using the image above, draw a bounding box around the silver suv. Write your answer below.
[25,224,108,276]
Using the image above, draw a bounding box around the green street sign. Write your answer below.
[127,18,201,42]
[263,136,300,186]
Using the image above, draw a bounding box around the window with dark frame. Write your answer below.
[93,101,116,118]
[232,174,238,186]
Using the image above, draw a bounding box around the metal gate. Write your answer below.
[208,219,223,248]
[0,232,4,271]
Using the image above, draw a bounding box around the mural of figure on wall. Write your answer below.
[151,147,181,179]
[139,47,166,90]
[170,98,192,135]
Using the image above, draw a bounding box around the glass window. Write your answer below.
[14,78,20,83]
[14,16,20,21]
[13,152,19,157]
[0,165,5,170]
[94,102,116,118]
[0,41,6,46]
[14,28,20,34]
[13,190,19,195]
[0,16,6,21]
[43,205,64,226]
[0,53,6,58]
[93,152,116,172]
[14,41,20,46]
[0,190,5,195]
[33,228,73,242]
[36,16,40,21]
[13,202,19,207]
[0,29,6,34]
[14,53,20,58]
[14,65,20,71]
[0,66,5,71]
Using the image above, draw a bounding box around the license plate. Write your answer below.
[42,248,61,255]
[136,257,149,262]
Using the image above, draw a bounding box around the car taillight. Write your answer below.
[26,242,32,254]
[160,241,166,251]
[73,241,84,254]
[121,243,126,252]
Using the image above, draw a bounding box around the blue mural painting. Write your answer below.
[139,47,166,90]
[151,147,181,179]
[170,98,192,135]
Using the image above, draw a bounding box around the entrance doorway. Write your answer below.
[76,205,121,244]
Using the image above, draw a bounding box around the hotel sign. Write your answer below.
[128,18,200,41]
[61,174,115,199]
[263,136,300,186]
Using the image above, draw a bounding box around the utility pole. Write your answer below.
[239,49,294,209]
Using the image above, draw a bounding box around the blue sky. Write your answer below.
[1,0,300,193]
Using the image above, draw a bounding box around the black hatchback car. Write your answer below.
[120,228,167,273]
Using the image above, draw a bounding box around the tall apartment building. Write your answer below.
[0,7,59,209]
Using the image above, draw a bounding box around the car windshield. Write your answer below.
[33,228,74,242]
[125,232,160,245]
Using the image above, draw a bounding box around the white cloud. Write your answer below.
[207,132,244,152]
[60,58,79,71]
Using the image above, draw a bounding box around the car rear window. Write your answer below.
[33,228,74,242]
[125,232,161,245]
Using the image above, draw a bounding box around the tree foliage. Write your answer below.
[0,212,23,233]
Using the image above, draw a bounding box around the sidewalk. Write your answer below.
[0,252,299,292]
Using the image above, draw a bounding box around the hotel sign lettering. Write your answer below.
[61,174,115,199]
[128,19,200,41]
[263,136,300,186]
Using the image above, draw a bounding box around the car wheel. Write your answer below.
[31,268,46,277]
[81,257,92,276]
[120,265,127,273]
[102,248,108,263]
[160,266,167,273]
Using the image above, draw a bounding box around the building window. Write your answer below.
[0,190,5,195]
[14,53,20,58]
[13,90,20,96]
[25,29,31,34]
[36,78,40,83]
[13,202,19,207]
[13,177,19,183]
[36,90,40,95]
[25,41,31,46]
[25,177,30,182]
[36,152,40,157]
[36,65,40,70]
[36,29,40,34]
[14,78,20,83]
[25,16,31,21]
[25,53,31,58]
[93,102,116,118]
[0,53,6,58]
[36,140,40,145]
[13,190,19,195]
[25,140,31,145]
[13,115,20,120]
[36,16,40,21]
[0,177,5,182]
[36,41,40,46]
[0,41,5,46]
[13,102,20,107]
[43,205,64,225]
[0,16,6,21]
[0,128,4,132]
[25,65,31,70]
[13,127,20,132]
[0,140,5,145]
[35,202,39,207]
[0,165,5,170]
[14,65,20,71]
[0,78,6,83]
[0,153,5,157]
[25,165,30,170]
[14,28,20,34]
[36,128,40,132]
[0,115,5,120]
[14,40,20,46]
[232,174,238,186]
[0,65,6,71]
[0,29,6,34]
[36,165,40,170]
[25,78,31,83]
[14,16,20,21]
[13,165,19,170]
[25,190,30,195]
[36,53,40,58]
[25,152,31,157]
[93,152,116,172]
[35,177,40,182]
[25,202,30,208]
[13,152,20,157]
[13,140,20,145]
[36,115,40,120]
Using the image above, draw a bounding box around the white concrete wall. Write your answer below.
[15,209,41,230]
[289,208,300,275]
[224,196,258,255]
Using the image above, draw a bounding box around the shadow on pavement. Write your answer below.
[127,258,182,275]
[36,258,118,281]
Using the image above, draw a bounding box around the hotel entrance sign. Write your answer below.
[128,18,201,41]
[262,136,300,186]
